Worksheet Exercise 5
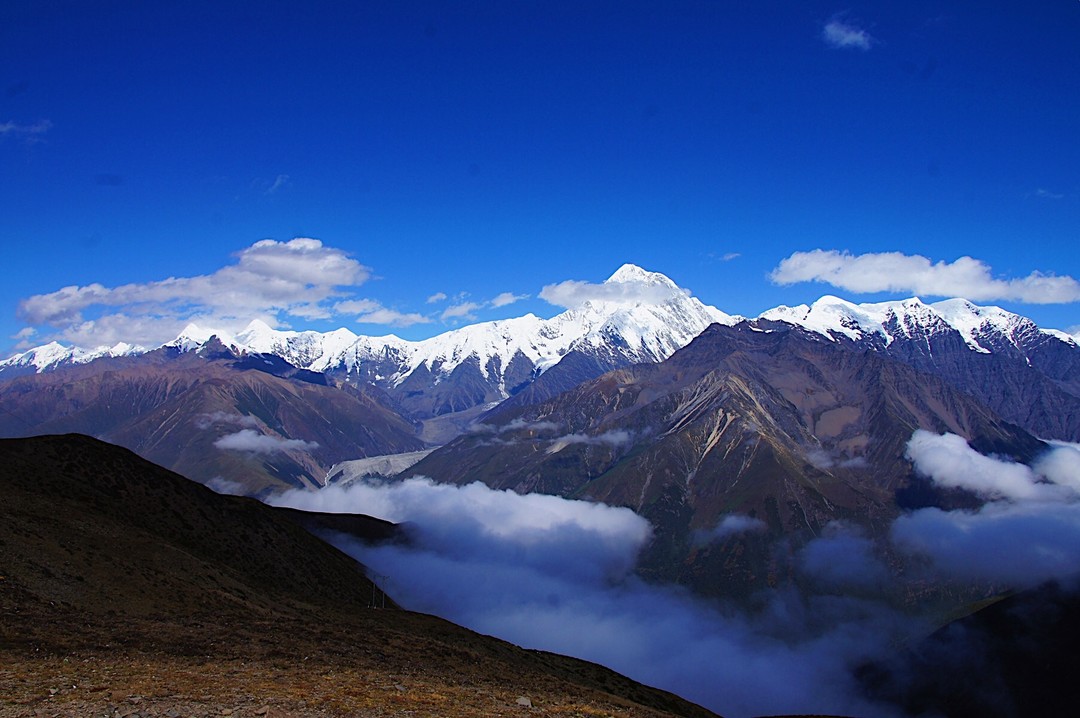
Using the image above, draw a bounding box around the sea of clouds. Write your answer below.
[268,432,1080,717]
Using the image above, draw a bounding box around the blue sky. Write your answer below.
[3,0,1079,356]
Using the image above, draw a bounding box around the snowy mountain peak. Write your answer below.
[0,339,146,373]
[238,318,277,336]
[759,295,1075,357]
[166,323,235,353]
[605,263,678,288]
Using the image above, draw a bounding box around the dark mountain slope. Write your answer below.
[759,298,1080,442]
[859,578,1080,718]
[0,344,424,494]
[0,434,718,718]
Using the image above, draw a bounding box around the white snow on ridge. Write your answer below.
[6,264,1076,380]
[0,265,736,391]
[0,339,149,372]
[758,294,1073,355]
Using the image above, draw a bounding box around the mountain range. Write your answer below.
[2,264,1077,495]
[405,319,1046,595]
[4,264,1079,715]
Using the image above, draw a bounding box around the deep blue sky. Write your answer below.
[3,1,1079,355]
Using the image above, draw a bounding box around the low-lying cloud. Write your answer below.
[893,431,1080,587]
[694,513,767,545]
[468,418,562,436]
[546,429,634,454]
[272,477,910,717]
[214,429,319,454]
[771,249,1080,304]
[271,478,651,584]
[194,411,261,430]
[267,432,1080,716]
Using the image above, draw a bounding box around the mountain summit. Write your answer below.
[2,265,734,420]
[757,295,1080,440]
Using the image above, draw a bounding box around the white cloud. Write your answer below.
[469,418,562,436]
[892,431,1080,587]
[905,430,1066,502]
[490,291,528,308]
[694,514,767,545]
[205,476,248,495]
[17,238,380,347]
[1033,188,1064,200]
[437,291,529,320]
[539,279,685,310]
[214,429,318,454]
[270,477,913,717]
[1034,441,1080,494]
[546,430,634,454]
[265,174,289,194]
[0,119,52,137]
[332,298,431,327]
[822,18,876,50]
[333,298,382,315]
[771,249,1080,304]
[194,411,260,430]
[271,477,652,581]
[441,301,483,322]
[354,307,431,327]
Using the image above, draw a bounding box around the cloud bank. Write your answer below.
[268,433,1080,716]
[271,478,910,718]
[17,238,403,347]
[771,249,1080,303]
[894,431,1080,587]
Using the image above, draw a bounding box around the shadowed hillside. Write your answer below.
[0,434,718,718]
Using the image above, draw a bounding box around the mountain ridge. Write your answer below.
[3,264,1078,495]
[7,268,1075,412]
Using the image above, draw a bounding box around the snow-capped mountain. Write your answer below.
[223,263,733,381]
[0,262,734,416]
[5,265,1078,432]
[0,340,145,377]
[758,295,1077,355]
[757,295,1080,440]
[1,265,734,419]
[406,317,1046,596]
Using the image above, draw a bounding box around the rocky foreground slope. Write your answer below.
[0,434,717,718]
